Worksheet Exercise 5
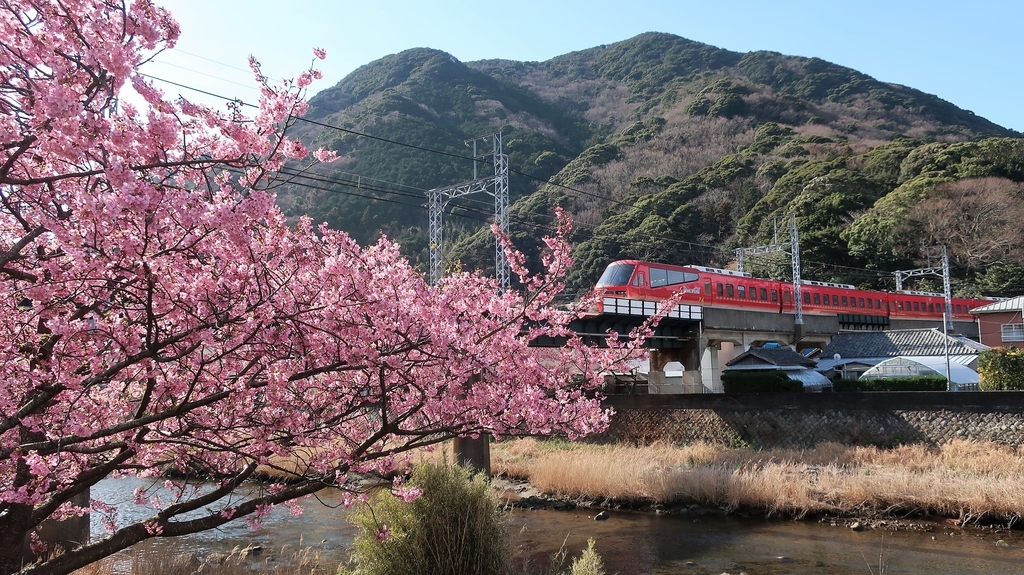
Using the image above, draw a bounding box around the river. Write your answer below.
[90,478,1023,574]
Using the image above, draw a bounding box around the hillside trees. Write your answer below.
[0,3,644,574]
[902,178,1024,275]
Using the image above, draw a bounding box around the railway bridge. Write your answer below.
[536,296,980,393]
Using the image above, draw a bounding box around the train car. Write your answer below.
[594,259,999,323]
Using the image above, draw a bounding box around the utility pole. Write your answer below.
[426,131,510,292]
[426,132,509,475]
[736,215,803,341]
[894,245,954,334]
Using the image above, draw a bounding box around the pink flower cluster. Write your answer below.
[0,1,651,570]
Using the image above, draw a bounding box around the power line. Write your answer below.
[142,73,640,211]
[139,73,914,279]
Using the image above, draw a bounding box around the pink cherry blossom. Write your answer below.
[0,2,653,574]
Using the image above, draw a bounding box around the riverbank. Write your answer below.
[485,438,1024,530]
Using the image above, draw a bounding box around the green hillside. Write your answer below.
[282,32,1024,298]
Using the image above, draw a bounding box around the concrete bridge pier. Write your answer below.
[648,338,703,394]
[700,338,724,393]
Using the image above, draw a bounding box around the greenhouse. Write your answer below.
[859,356,979,385]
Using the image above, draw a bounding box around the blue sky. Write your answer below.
[152,0,1023,132]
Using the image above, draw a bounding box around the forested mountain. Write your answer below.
[280,32,1024,298]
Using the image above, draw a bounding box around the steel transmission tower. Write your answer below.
[894,245,954,333]
[736,215,803,337]
[427,132,510,291]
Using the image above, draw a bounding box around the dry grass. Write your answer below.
[71,544,331,575]
[491,438,1024,524]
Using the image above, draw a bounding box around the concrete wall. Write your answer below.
[889,318,980,340]
[595,393,1024,449]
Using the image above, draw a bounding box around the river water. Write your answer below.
[91,478,1023,574]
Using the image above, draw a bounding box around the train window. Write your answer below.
[649,267,668,287]
[784,291,791,304]
[897,301,904,310]
[913,302,919,311]
[771,289,778,302]
[749,287,757,300]
[726,284,734,297]
[717,283,724,296]
[927,303,933,312]
[633,273,645,286]
[867,298,873,309]
[858,298,865,308]
[738,285,745,298]
[649,267,700,287]
[832,295,839,306]
[881,300,887,311]
[803,292,811,304]
[813,293,821,305]
[842,296,848,306]
[877,299,883,310]
[904,300,910,310]
[704,281,712,295]
[956,304,962,313]
[760,288,768,301]
[668,270,700,285]
[596,263,636,287]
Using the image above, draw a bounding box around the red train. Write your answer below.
[594,260,997,321]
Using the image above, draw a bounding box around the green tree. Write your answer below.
[978,348,1024,391]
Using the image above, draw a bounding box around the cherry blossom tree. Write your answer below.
[0,2,648,573]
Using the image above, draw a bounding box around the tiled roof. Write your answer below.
[727,346,817,368]
[821,329,987,360]
[970,296,1024,314]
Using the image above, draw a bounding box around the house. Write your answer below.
[970,296,1024,348]
[815,328,988,384]
[725,345,832,391]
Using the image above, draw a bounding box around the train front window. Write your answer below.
[596,263,635,287]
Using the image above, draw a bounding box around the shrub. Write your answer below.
[978,347,1024,391]
[567,540,605,575]
[722,371,803,393]
[342,463,512,575]
[832,376,948,392]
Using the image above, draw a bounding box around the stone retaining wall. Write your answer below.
[596,392,1024,449]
